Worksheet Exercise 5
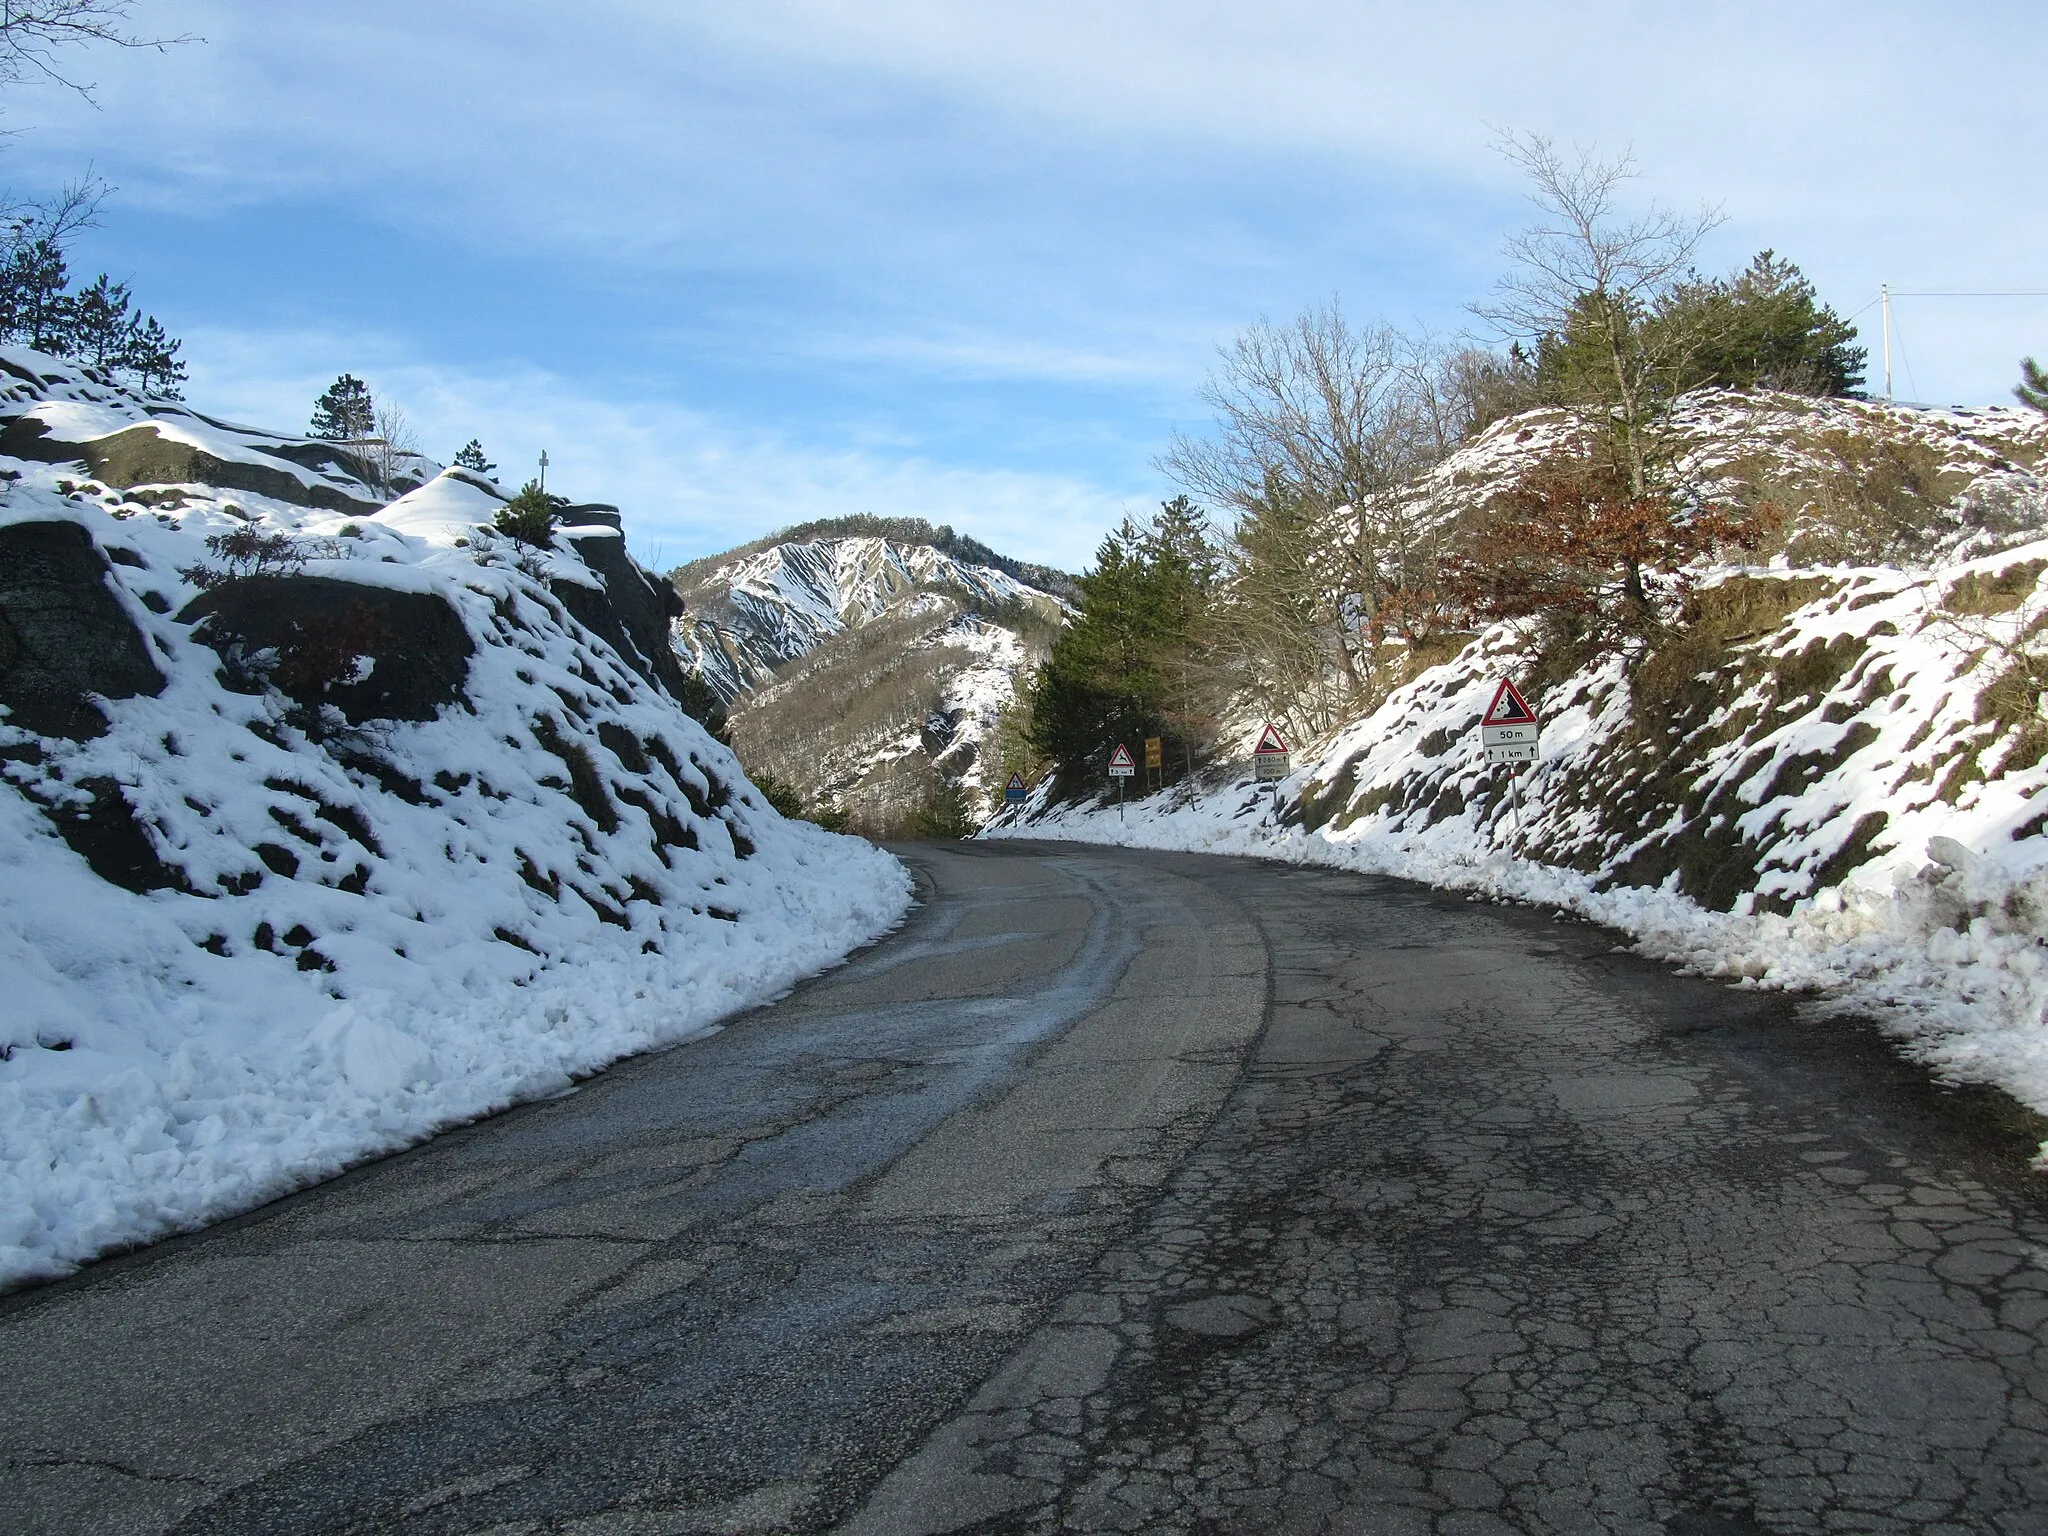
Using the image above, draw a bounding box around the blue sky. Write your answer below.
[10,1,2045,570]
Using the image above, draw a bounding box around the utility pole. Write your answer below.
[538,449,549,494]
[1881,284,1892,402]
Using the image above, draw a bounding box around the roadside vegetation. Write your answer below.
[1011,133,2046,803]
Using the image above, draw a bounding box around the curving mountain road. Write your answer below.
[3,841,2046,1535]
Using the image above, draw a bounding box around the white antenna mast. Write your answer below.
[1881,283,1892,402]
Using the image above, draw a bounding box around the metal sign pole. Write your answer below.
[1251,723,1291,825]
[1481,680,1538,857]
[1108,744,1136,816]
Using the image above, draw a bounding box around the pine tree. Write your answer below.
[122,315,186,398]
[67,273,135,369]
[453,439,496,474]
[1026,501,1221,778]
[493,479,562,546]
[310,374,375,440]
[1138,495,1223,775]
[1145,494,1223,591]
[1221,474,1352,737]
[1653,251,1866,397]
[0,235,74,352]
[0,185,188,388]
[1028,522,1150,773]
[2016,358,2048,414]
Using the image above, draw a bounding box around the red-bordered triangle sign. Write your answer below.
[1482,679,1538,727]
[1007,772,1027,792]
[1253,723,1290,755]
[1108,744,1135,769]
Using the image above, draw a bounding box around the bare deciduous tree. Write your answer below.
[368,400,421,502]
[0,1,186,282]
[0,1,192,100]
[1473,131,1724,500]
[1162,302,1414,524]
[1160,303,1482,730]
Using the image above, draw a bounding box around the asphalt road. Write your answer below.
[4,840,2048,1536]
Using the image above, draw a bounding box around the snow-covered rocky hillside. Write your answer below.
[991,393,2048,1158]
[0,356,441,513]
[674,529,1069,830]
[1410,387,2047,564]
[673,533,1064,699]
[0,348,911,1290]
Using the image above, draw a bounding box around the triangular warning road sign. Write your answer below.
[1108,744,1135,768]
[1007,772,1026,792]
[1481,679,1538,727]
[1253,722,1290,755]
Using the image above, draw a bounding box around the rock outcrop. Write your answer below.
[180,576,475,725]
[0,518,165,740]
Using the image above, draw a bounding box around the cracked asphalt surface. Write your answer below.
[4,840,2047,1535]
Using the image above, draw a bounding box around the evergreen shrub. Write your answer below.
[494,481,561,547]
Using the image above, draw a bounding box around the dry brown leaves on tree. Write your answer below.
[1439,450,1779,642]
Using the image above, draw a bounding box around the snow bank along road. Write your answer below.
[4,843,2047,1535]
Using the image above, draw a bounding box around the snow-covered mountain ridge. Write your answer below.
[674,530,1070,832]
[0,349,911,1290]
[672,533,1066,702]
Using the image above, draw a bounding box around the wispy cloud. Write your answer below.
[185,322,1138,571]
[3,0,2043,579]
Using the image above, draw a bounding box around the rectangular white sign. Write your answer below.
[1481,723,1538,747]
[1485,741,1538,764]
[1108,763,1135,778]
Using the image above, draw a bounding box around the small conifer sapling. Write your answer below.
[2016,358,2048,414]
[493,479,562,547]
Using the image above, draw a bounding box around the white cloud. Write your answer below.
[36,3,2040,273]
[8,0,2045,485]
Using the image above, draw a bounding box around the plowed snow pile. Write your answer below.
[0,350,911,1290]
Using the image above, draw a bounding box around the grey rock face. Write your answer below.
[179,575,473,725]
[561,528,690,700]
[40,774,184,893]
[0,519,164,740]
